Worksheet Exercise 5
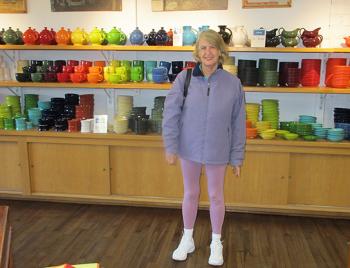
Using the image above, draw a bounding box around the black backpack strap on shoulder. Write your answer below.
[182,68,192,109]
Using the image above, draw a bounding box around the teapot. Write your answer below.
[343,36,350,47]
[155,27,168,46]
[281,36,300,47]
[39,27,54,45]
[130,27,145,45]
[182,26,197,46]
[301,35,323,48]
[15,28,24,44]
[217,25,232,45]
[266,28,279,38]
[107,27,121,45]
[89,27,105,45]
[145,29,157,46]
[301,27,321,38]
[3,27,18,45]
[23,27,39,45]
[55,27,71,45]
[231,26,248,47]
[71,27,88,45]
[278,28,301,38]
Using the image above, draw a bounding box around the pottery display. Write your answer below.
[39,27,54,45]
[231,26,248,47]
[71,27,88,45]
[265,28,280,47]
[55,27,71,45]
[301,35,323,47]
[2,27,18,45]
[217,25,232,45]
[100,28,108,45]
[182,26,197,46]
[88,27,105,45]
[130,27,145,45]
[166,28,173,46]
[155,27,168,46]
[145,29,157,46]
[107,27,126,45]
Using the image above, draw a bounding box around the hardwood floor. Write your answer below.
[1,200,349,268]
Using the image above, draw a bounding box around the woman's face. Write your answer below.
[198,38,220,69]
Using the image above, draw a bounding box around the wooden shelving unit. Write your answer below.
[0,44,350,53]
[1,81,350,94]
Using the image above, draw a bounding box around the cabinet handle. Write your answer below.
[288,175,292,180]
[30,164,34,168]
[280,176,285,180]
[102,168,106,172]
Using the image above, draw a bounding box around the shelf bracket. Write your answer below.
[6,87,18,96]
[2,50,15,63]
[100,50,109,63]
[103,88,112,99]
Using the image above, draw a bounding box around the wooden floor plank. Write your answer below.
[0,200,349,268]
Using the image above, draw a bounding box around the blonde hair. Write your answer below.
[193,29,229,64]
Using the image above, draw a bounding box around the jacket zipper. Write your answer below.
[207,82,210,96]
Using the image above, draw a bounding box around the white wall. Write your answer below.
[1,0,350,127]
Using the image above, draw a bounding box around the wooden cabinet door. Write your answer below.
[224,151,290,205]
[0,142,22,193]
[29,143,110,195]
[110,145,183,199]
[288,153,350,207]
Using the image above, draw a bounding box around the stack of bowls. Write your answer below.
[260,129,276,140]
[261,99,279,129]
[258,59,278,87]
[279,62,299,87]
[327,128,345,142]
[325,58,347,87]
[237,60,257,86]
[300,59,321,87]
[245,103,260,127]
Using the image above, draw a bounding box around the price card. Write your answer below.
[251,28,266,47]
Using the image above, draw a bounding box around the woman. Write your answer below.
[162,29,246,266]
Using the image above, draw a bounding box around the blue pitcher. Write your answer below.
[130,27,145,45]
[182,26,198,46]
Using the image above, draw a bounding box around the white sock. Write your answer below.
[183,228,193,239]
[212,233,221,242]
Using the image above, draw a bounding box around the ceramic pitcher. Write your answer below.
[231,26,248,47]
[182,26,197,46]
[217,25,232,45]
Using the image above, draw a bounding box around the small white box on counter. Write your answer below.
[251,28,266,47]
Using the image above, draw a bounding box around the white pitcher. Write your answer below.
[231,26,248,47]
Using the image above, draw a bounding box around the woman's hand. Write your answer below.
[232,165,241,177]
[166,152,177,165]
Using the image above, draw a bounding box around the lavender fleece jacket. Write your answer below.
[162,64,246,166]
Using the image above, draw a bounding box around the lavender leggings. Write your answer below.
[180,158,226,234]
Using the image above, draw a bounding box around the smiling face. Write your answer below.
[198,38,221,70]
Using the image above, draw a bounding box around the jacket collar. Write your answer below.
[192,63,223,77]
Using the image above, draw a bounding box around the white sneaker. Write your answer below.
[208,240,224,266]
[172,235,195,261]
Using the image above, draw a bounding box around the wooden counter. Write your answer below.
[1,130,350,218]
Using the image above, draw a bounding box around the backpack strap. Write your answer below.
[182,68,192,109]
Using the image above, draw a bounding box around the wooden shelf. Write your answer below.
[1,81,350,93]
[1,44,350,53]
[0,81,171,90]
[1,130,349,149]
